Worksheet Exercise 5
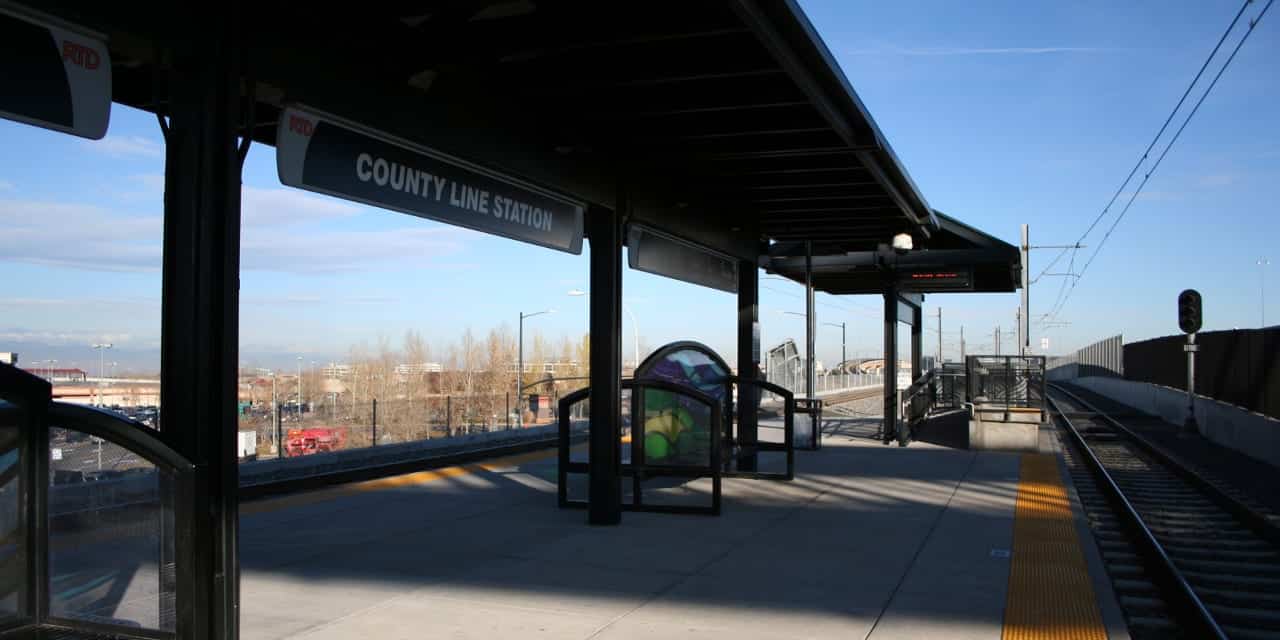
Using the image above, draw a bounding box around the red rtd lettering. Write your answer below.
[289,115,315,137]
[61,41,100,70]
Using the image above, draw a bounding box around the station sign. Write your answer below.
[626,224,738,293]
[0,8,111,139]
[896,268,973,292]
[276,106,584,254]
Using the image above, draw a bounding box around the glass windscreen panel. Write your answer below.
[0,401,25,621]
[640,388,712,468]
[47,425,175,632]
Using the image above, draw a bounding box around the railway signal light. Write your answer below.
[1178,289,1202,335]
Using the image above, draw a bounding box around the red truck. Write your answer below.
[284,427,348,457]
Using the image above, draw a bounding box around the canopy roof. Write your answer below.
[765,210,1021,295]
[41,0,953,262]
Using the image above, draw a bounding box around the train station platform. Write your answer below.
[235,413,1125,640]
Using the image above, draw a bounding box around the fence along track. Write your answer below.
[1048,384,1280,640]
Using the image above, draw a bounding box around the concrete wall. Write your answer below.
[1071,376,1280,470]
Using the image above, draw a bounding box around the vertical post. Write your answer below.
[960,325,966,361]
[911,304,923,380]
[882,287,898,443]
[587,203,622,525]
[841,323,846,371]
[506,392,511,430]
[736,259,759,471]
[158,8,243,637]
[936,308,943,366]
[1184,333,1198,436]
[446,395,452,435]
[274,401,282,460]
[371,398,377,445]
[805,241,815,400]
[1020,224,1030,356]
[517,312,524,429]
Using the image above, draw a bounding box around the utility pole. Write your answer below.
[92,343,112,406]
[994,326,1001,356]
[1020,224,1029,356]
[296,356,303,417]
[934,308,942,365]
[1015,307,1022,354]
[960,326,966,362]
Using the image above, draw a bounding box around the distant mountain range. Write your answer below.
[3,338,343,377]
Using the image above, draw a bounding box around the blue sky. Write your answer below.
[1,1,1277,373]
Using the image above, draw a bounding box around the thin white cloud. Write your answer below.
[0,200,163,271]
[846,46,1106,56]
[1,297,159,308]
[0,193,470,274]
[241,294,398,305]
[87,135,165,158]
[1196,174,1238,188]
[0,328,134,346]
[241,186,358,227]
[0,180,13,191]
[239,225,466,273]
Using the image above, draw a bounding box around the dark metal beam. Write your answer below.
[736,260,759,471]
[586,204,622,526]
[883,285,897,444]
[159,6,243,637]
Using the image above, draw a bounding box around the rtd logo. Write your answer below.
[61,41,100,70]
[289,115,315,137]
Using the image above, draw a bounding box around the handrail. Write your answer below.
[47,403,194,474]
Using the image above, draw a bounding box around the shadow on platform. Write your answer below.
[219,429,1030,639]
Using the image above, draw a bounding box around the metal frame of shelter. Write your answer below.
[558,378,724,516]
[633,341,797,481]
[0,363,200,640]
[556,341,796,517]
[0,1,1022,636]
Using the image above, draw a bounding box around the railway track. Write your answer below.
[1047,383,1280,640]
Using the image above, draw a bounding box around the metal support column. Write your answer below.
[158,8,243,638]
[736,259,759,471]
[1020,224,1030,356]
[586,204,622,525]
[805,242,815,399]
[882,286,897,443]
[912,305,923,379]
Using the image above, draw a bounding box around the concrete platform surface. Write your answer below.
[233,415,1035,640]
[235,412,1029,637]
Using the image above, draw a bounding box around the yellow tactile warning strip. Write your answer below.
[240,447,557,516]
[1002,454,1107,640]
[240,435,632,516]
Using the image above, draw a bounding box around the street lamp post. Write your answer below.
[518,309,555,429]
[1260,257,1270,328]
[92,343,112,406]
[296,356,303,418]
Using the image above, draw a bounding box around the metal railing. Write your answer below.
[965,355,1047,421]
[765,369,884,398]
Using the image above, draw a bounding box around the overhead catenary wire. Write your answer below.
[1045,0,1271,323]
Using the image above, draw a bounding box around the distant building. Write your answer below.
[321,363,354,378]
[0,352,16,365]
[25,367,88,383]
[395,362,443,375]
[507,361,581,375]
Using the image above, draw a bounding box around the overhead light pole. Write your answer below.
[518,308,555,428]
[92,343,112,406]
[296,356,303,417]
